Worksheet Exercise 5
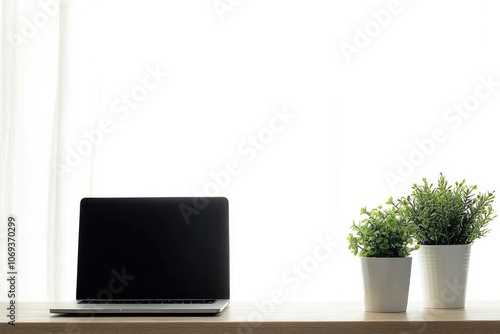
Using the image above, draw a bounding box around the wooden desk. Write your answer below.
[2,302,500,334]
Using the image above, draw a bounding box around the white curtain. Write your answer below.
[2,0,500,303]
[1,0,96,301]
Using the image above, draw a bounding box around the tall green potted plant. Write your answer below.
[348,198,418,312]
[399,173,496,309]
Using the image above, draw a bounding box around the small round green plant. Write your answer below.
[398,173,496,245]
[348,197,419,258]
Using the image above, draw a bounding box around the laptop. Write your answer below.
[50,197,230,314]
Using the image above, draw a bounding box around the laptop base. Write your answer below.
[50,299,229,314]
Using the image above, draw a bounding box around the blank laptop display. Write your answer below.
[50,197,229,314]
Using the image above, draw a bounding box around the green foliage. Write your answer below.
[399,173,496,245]
[347,197,419,258]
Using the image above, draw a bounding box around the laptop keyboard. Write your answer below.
[79,299,216,304]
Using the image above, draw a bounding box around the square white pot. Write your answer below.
[361,257,412,312]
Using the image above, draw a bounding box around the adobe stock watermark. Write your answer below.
[178,105,295,224]
[56,64,169,176]
[437,277,465,306]
[8,0,70,48]
[53,267,135,334]
[6,216,17,326]
[212,0,244,21]
[339,0,415,64]
[385,74,499,191]
[225,235,340,334]
[401,277,464,334]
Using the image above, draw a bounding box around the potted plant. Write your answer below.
[348,197,419,312]
[399,173,496,309]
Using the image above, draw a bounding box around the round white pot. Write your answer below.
[361,257,412,312]
[419,244,471,309]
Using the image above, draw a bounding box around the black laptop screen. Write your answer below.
[76,197,229,300]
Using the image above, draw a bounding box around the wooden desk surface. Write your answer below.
[1,301,500,334]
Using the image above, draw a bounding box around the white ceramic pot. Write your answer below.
[361,257,412,312]
[419,244,471,309]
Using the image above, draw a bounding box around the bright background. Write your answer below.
[1,0,500,303]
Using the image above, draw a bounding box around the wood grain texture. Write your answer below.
[2,302,500,334]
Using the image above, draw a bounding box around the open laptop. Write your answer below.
[50,197,230,314]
